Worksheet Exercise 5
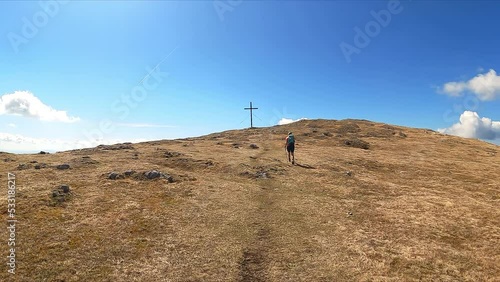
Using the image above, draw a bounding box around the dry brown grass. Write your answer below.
[0,119,499,281]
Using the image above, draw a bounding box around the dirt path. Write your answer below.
[239,223,272,282]
[238,146,284,281]
[239,181,279,281]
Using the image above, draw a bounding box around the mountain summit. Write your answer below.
[1,119,499,281]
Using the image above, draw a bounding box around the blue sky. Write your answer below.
[1,0,499,153]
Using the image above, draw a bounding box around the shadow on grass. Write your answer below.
[294,162,315,169]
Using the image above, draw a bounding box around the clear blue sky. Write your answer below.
[1,1,499,152]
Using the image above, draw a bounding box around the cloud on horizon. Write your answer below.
[438,111,500,140]
[0,132,89,153]
[0,132,150,153]
[0,91,80,122]
[440,69,500,101]
[278,118,308,125]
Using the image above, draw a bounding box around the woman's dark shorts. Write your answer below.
[287,143,295,153]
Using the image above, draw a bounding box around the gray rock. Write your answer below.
[34,163,47,170]
[56,164,70,170]
[124,170,136,176]
[60,185,70,193]
[17,163,30,170]
[108,172,123,180]
[143,170,174,182]
[145,170,162,179]
[249,144,259,149]
[164,175,174,183]
[256,171,268,179]
[51,184,71,203]
[165,151,182,158]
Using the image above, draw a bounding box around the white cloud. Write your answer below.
[116,123,177,128]
[278,118,308,125]
[440,69,500,101]
[442,81,468,96]
[438,111,500,140]
[0,132,89,153]
[0,91,80,122]
[7,123,16,128]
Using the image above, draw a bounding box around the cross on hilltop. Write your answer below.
[244,102,258,128]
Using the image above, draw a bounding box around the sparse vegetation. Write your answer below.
[343,138,370,150]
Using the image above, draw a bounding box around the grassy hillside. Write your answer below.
[1,119,499,281]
